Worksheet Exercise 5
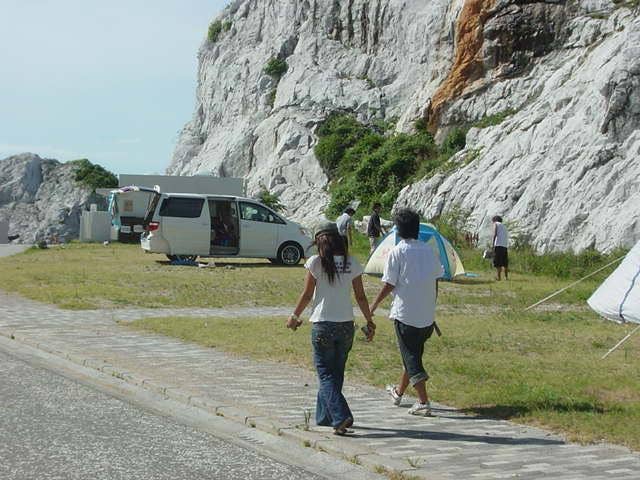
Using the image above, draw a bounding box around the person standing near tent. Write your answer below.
[492,215,509,281]
[370,209,444,416]
[286,222,376,435]
[367,202,386,254]
[336,207,355,248]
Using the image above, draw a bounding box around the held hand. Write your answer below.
[366,321,376,341]
[286,316,303,331]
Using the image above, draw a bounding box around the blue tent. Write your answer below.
[364,223,466,281]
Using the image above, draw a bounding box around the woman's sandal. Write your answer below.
[333,417,354,436]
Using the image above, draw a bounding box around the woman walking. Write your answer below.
[286,222,376,435]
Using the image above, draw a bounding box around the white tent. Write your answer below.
[587,241,640,324]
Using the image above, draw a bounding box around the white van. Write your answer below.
[140,192,313,265]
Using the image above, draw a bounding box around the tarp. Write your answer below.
[364,223,465,281]
[587,241,640,324]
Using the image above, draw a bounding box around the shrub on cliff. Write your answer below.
[208,20,223,43]
[315,114,450,217]
[257,189,285,213]
[264,57,288,79]
[72,159,118,192]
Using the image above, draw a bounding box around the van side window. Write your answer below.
[159,198,204,218]
[240,202,285,224]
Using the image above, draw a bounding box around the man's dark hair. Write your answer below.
[492,215,503,223]
[372,202,381,210]
[344,207,356,215]
[394,208,420,239]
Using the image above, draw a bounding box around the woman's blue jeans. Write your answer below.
[311,321,354,428]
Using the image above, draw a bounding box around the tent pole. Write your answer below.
[601,324,640,360]
[523,255,626,312]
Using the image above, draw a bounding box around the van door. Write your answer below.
[158,196,210,256]
[208,198,240,256]
[238,201,281,257]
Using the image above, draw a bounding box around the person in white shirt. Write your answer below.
[370,209,444,416]
[492,215,509,280]
[336,207,355,247]
[286,221,375,435]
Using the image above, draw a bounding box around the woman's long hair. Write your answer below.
[314,232,348,284]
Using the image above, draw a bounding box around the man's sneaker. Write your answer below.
[408,401,432,416]
[386,384,403,406]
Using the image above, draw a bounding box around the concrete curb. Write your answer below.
[0,329,427,480]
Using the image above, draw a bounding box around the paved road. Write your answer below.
[0,348,326,480]
[0,244,31,257]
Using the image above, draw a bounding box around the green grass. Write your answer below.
[0,240,619,310]
[0,243,310,310]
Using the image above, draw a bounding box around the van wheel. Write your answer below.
[167,254,197,262]
[277,242,303,266]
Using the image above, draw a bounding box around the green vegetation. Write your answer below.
[72,159,118,192]
[613,0,639,9]
[472,109,516,129]
[257,188,285,213]
[223,20,232,31]
[0,237,625,311]
[0,243,309,310]
[315,109,517,219]
[315,114,468,217]
[208,20,224,43]
[264,57,288,79]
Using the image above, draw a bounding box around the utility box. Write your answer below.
[0,220,8,244]
[79,206,112,243]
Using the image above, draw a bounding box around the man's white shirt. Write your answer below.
[382,239,444,328]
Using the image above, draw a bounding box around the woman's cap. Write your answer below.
[314,222,339,237]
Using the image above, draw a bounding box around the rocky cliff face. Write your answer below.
[171,0,640,252]
[0,153,99,243]
[399,2,640,253]
[169,0,466,222]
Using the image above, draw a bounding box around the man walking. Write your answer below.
[336,207,355,248]
[492,215,509,280]
[367,202,385,254]
[370,209,444,416]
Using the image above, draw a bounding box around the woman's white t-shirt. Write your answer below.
[304,255,363,323]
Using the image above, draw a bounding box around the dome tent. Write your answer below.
[588,241,640,324]
[364,223,466,281]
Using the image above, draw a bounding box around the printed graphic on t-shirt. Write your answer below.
[334,258,352,274]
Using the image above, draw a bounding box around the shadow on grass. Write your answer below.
[451,278,494,286]
[215,261,303,269]
[463,401,605,419]
[153,260,303,269]
[354,425,564,445]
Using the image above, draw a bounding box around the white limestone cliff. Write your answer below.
[0,153,99,244]
[171,0,640,251]
[397,5,640,253]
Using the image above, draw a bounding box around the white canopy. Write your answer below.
[587,241,640,324]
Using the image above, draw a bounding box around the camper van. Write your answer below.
[141,192,313,265]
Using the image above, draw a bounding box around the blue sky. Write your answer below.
[0,0,228,175]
